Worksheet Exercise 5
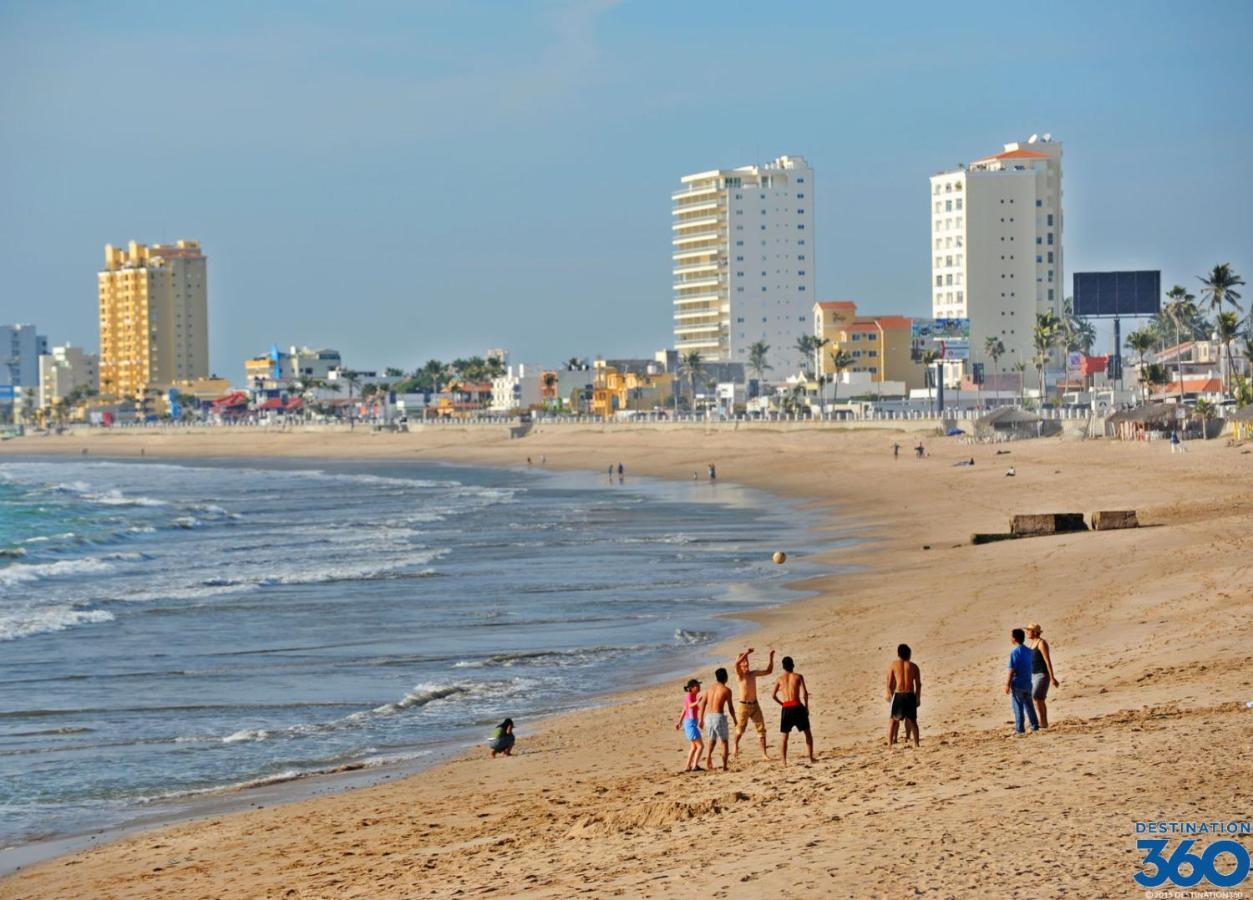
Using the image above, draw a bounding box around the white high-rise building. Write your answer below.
[38,344,99,409]
[672,155,814,374]
[929,136,1063,379]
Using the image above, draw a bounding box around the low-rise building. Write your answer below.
[38,344,98,410]
[813,301,924,391]
[591,361,675,417]
[491,364,544,413]
[245,345,343,388]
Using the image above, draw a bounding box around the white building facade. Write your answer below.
[490,364,543,413]
[930,136,1063,379]
[38,344,99,409]
[672,155,814,374]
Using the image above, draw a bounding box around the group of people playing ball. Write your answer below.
[488,625,1059,767]
[674,624,1060,772]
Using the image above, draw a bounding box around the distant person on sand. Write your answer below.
[893,442,900,459]
[608,463,614,480]
[915,441,924,459]
[540,454,546,465]
[488,718,515,757]
[1026,623,1060,728]
[771,656,814,765]
[527,456,532,466]
[1005,628,1039,733]
[617,462,624,481]
[708,463,717,481]
[675,678,704,771]
[1006,466,1016,477]
[733,647,774,760]
[885,644,921,748]
[701,668,738,771]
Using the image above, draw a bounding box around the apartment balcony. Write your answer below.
[674,323,722,336]
[672,246,720,262]
[672,260,722,275]
[673,292,722,306]
[671,310,721,323]
[671,183,720,202]
[672,230,722,246]
[673,276,721,291]
[670,200,722,216]
[674,336,724,351]
[671,215,724,231]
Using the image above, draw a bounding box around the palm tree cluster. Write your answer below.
[1122,263,1249,403]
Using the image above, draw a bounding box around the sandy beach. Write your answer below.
[2,423,1251,898]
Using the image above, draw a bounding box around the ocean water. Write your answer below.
[0,457,824,848]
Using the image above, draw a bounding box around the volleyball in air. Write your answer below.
[772,551,787,565]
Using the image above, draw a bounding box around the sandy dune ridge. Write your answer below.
[1,425,1251,898]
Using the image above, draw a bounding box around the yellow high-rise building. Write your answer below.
[98,240,208,401]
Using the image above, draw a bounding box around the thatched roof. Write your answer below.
[1107,403,1179,426]
[976,406,1041,428]
[1228,404,1253,422]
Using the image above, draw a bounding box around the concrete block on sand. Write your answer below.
[1092,509,1139,530]
[1010,513,1088,536]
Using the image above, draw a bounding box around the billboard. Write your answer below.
[1073,271,1160,318]
[912,318,970,361]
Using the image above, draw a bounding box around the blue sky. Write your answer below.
[2,0,1250,375]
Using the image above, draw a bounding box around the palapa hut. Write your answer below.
[1106,403,1180,441]
[975,406,1044,440]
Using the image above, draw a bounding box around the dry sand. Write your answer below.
[2,424,1251,898]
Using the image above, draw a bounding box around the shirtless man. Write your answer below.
[700,668,738,771]
[885,643,922,749]
[771,656,814,766]
[733,647,774,759]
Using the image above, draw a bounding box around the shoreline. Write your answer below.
[0,446,840,874]
[2,426,1251,897]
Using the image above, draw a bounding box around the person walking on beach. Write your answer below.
[1026,623,1060,728]
[675,678,705,771]
[915,441,925,459]
[488,718,515,757]
[617,462,624,482]
[733,647,774,760]
[708,463,717,481]
[885,644,922,749]
[771,657,814,765]
[702,668,738,771]
[893,442,901,459]
[1005,628,1039,733]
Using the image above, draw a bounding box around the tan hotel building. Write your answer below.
[813,301,924,391]
[98,240,208,400]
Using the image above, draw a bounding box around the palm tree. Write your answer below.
[1032,311,1064,404]
[829,349,853,407]
[1013,359,1028,405]
[747,341,772,398]
[921,349,940,414]
[1215,311,1241,396]
[1124,329,1155,403]
[984,337,1005,404]
[1163,285,1198,401]
[1199,263,1245,319]
[793,335,818,378]
[485,355,507,380]
[679,351,705,414]
[1192,398,1216,439]
[1140,363,1168,403]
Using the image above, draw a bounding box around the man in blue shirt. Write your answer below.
[1005,628,1040,733]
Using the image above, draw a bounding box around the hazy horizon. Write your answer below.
[2,0,1250,376]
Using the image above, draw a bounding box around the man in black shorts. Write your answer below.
[885,643,921,749]
[771,656,814,766]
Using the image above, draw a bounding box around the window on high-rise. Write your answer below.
[1047,214,1054,226]
[1047,233,1054,245]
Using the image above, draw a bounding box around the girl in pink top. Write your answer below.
[674,678,705,771]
